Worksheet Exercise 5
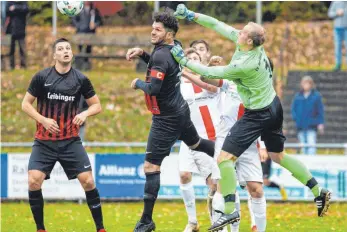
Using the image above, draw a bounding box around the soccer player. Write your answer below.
[21,38,106,232]
[183,51,266,232]
[179,48,221,232]
[171,4,331,231]
[125,12,215,232]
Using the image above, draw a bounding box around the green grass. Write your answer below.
[1,201,346,232]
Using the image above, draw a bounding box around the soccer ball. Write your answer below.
[57,1,84,17]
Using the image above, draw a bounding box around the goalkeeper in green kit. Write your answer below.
[171,4,331,232]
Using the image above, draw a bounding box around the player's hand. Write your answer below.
[126,48,143,61]
[258,148,269,162]
[174,4,195,21]
[337,9,344,16]
[73,112,88,126]
[208,56,223,66]
[41,117,60,134]
[171,45,188,66]
[131,78,139,89]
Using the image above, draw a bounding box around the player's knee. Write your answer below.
[179,172,192,184]
[144,161,160,173]
[81,177,95,191]
[217,150,236,164]
[247,182,264,198]
[269,152,284,164]
[28,176,43,190]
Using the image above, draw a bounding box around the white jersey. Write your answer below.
[180,78,222,140]
[179,77,222,180]
[219,80,244,127]
[215,80,263,186]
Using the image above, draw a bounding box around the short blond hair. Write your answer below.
[248,22,266,47]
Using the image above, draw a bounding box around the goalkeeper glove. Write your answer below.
[171,45,188,66]
[174,4,195,21]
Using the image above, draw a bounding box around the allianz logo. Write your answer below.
[99,164,145,178]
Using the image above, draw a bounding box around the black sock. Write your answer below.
[29,189,45,230]
[268,181,280,189]
[192,138,215,157]
[86,188,104,230]
[140,171,161,224]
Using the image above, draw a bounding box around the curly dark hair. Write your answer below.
[153,11,179,36]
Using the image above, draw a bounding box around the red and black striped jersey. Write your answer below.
[135,41,188,116]
[27,66,95,140]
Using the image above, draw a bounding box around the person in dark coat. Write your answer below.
[72,2,102,70]
[6,1,29,69]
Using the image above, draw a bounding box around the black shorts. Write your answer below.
[222,96,286,157]
[261,158,272,179]
[28,137,91,180]
[146,107,200,166]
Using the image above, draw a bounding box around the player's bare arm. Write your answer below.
[73,95,102,126]
[22,92,60,134]
[182,70,218,93]
[199,55,225,87]
[171,46,239,80]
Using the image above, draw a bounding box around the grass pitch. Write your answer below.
[1,201,346,232]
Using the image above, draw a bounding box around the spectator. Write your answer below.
[328,1,347,71]
[291,76,325,155]
[78,96,89,142]
[6,1,29,70]
[72,2,102,71]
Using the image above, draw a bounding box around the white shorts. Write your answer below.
[215,119,263,187]
[179,142,221,181]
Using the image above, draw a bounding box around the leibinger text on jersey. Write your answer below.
[47,92,76,102]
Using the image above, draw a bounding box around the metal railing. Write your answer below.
[1,142,347,154]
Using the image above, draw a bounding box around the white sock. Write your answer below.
[212,192,228,232]
[212,192,225,223]
[247,193,256,228]
[230,191,241,232]
[180,181,197,223]
[251,196,267,232]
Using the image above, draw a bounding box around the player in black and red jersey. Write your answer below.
[126,12,215,232]
[21,38,106,232]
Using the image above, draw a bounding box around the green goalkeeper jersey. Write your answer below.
[186,14,276,110]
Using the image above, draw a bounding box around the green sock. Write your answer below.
[218,160,237,213]
[280,154,320,197]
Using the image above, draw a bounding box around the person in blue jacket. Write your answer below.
[291,76,325,155]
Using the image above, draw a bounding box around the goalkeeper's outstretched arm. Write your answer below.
[193,13,239,43]
[185,61,240,80]
[174,4,239,43]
